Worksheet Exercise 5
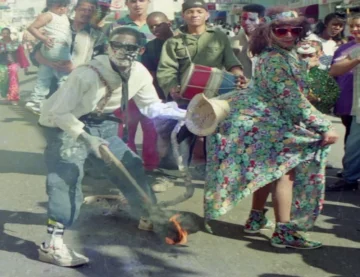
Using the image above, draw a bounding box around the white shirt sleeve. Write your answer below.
[40,68,92,139]
[131,64,186,120]
[139,101,186,120]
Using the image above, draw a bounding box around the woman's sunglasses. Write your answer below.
[109,41,140,52]
[273,27,303,37]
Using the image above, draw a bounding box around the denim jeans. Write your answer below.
[30,64,68,103]
[43,117,156,228]
[343,117,360,183]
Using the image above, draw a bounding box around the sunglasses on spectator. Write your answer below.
[109,41,140,52]
[300,53,316,58]
[273,27,303,37]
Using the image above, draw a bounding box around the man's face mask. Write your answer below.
[240,12,260,35]
[108,41,140,68]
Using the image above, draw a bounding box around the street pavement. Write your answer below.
[0,70,359,277]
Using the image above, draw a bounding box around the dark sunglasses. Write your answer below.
[109,41,140,52]
[300,53,316,58]
[273,27,303,37]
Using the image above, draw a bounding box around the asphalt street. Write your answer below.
[0,69,359,277]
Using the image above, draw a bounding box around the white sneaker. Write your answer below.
[28,105,41,115]
[25,101,35,107]
[138,217,153,231]
[38,242,89,267]
[151,177,175,193]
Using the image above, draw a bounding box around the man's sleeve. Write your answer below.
[92,30,107,57]
[29,42,42,67]
[132,65,162,109]
[230,35,240,57]
[141,42,157,72]
[132,69,185,120]
[157,40,179,95]
[222,33,243,71]
[46,69,92,139]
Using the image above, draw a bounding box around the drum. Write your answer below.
[180,64,237,100]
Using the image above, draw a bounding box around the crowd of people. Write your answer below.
[0,0,359,269]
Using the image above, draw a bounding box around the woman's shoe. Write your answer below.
[244,209,274,234]
[270,222,322,250]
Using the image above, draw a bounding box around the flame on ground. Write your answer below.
[165,214,188,245]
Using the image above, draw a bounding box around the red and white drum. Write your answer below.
[180,64,237,100]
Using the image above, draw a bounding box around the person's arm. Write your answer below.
[141,42,157,73]
[222,32,243,72]
[133,68,186,120]
[92,29,107,57]
[157,40,180,96]
[329,56,360,77]
[27,13,52,46]
[230,36,240,57]
[43,69,92,139]
[266,56,332,134]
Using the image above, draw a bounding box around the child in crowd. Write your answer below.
[297,43,340,114]
[26,0,72,113]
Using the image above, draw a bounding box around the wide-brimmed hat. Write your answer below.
[305,33,322,42]
[297,44,316,54]
[185,93,230,136]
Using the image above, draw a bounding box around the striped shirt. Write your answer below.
[110,15,155,45]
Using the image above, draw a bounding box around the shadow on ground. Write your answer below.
[0,209,46,263]
[0,150,46,175]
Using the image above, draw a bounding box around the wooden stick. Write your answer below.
[99,145,153,204]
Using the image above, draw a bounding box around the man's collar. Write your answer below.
[118,15,133,24]
[179,25,214,35]
[117,15,148,27]
[70,19,92,34]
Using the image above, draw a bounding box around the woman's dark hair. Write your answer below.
[243,4,266,18]
[43,0,70,12]
[314,12,346,41]
[46,0,71,8]
[249,6,310,56]
[75,0,98,9]
[1,28,11,34]
[109,27,146,46]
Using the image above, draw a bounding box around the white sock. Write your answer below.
[44,221,65,249]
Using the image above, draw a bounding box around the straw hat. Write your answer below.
[185,93,230,136]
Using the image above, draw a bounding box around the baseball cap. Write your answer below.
[182,0,207,12]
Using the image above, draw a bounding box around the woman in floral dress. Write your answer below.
[0,28,30,104]
[204,7,339,249]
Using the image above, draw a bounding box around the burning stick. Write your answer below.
[99,144,196,245]
[165,214,188,245]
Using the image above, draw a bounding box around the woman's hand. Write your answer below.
[235,74,249,89]
[321,129,339,146]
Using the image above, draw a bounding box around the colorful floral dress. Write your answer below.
[204,46,332,232]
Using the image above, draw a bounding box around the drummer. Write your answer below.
[157,0,247,100]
